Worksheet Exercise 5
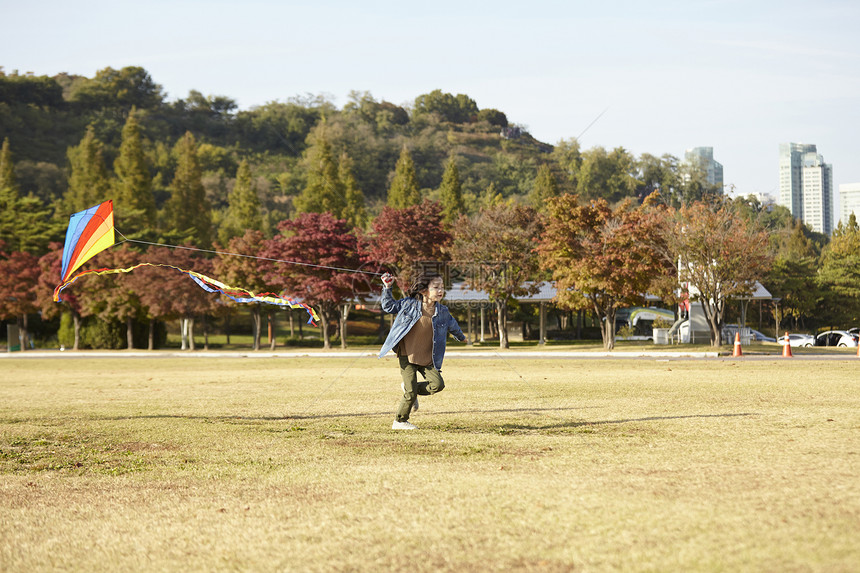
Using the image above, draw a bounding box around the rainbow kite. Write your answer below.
[53,200,320,325]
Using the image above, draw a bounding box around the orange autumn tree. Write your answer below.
[660,200,772,347]
[538,194,671,350]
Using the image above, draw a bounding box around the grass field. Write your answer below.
[0,355,857,572]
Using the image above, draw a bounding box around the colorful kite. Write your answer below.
[53,200,320,325]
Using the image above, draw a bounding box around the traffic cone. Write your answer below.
[732,332,743,357]
[782,332,793,358]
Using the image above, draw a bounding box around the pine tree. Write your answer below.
[295,134,346,217]
[818,213,860,321]
[439,156,465,223]
[0,138,20,249]
[218,159,261,244]
[113,109,155,233]
[530,163,560,210]
[387,146,421,208]
[339,152,367,229]
[65,126,111,212]
[479,182,504,209]
[166,132,211,247]
[0,138,16,195]
[0,138,58,253]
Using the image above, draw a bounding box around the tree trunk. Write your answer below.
[251,305,261,350]
[188,316,196,351]
[225,309,231,345]
[340,304,350,349]
[18,315,29,351]
[467,307,474,345]
[289,310,295,338]
[603,307,616,350]
[126,316,134,350]
[268,311,276,351]
[700,299,723,347]
[148,318,155,350]
[203,315,209,351]
[320,310,331,349]
[181,318,188,350]
[576,310,583,340]
[496,300,508,349]
[73,312,81,351]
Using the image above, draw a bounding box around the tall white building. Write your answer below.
[683,147,724,191]
[838,182,860,227]
[778,143,833,235]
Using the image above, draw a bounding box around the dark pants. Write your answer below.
[396,356,445,422]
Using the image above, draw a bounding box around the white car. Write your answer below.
[777,333,815,348]
[815,330,859,348]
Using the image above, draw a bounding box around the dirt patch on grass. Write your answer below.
[0,433,154,475]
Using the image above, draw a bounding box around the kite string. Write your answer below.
[112,230,385,277]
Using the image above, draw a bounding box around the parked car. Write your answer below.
[778,333,815,347]
[749,329,776,343]
[722,324,776,343]
[814,330,859,347]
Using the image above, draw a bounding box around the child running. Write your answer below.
[378,272,467,430]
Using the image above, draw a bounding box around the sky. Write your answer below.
[3,0,859,210]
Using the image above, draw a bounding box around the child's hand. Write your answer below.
[381,273,395,289]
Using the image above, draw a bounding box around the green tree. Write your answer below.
[529,163,560,210]
[817,214,860,325]
[0,138,22,249]
[637,153,680,203]
[338,152,367,229]
[65,126,111,212]
[69,66,164,112]
[550,138,582,194]
[476,108,508,127]
[387,146,421,208]
[576,146,641,203]
[218,160,262,245]
[438,157,465,223]
[413,90,478,123]
[165,132,212,247]
[113,109,155,233]
[0,138,57,253]
[295,133,346,217]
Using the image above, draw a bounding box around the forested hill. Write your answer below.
[1,65,726,239]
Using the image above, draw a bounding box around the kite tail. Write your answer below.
[53,263,320,326]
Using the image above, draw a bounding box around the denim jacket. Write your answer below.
[378,287,465,370]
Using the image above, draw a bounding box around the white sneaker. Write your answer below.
[392,420,418,430]
[401,382,419,412]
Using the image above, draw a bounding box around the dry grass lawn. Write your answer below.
[0,354,857,572]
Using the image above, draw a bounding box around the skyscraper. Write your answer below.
[683,147,724,191]
[778,143,833,235]
[838,182,860,227]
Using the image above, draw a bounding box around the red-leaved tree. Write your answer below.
[77,244,145,350]
[37,243,85,350]
[135,245,217,350]
[366,200,452,290]
[0,246,40,350]
[214,231,271,350]
[450,203,543,348]
[263,213,362,349]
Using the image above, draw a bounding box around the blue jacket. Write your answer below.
[378,287,465,370]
